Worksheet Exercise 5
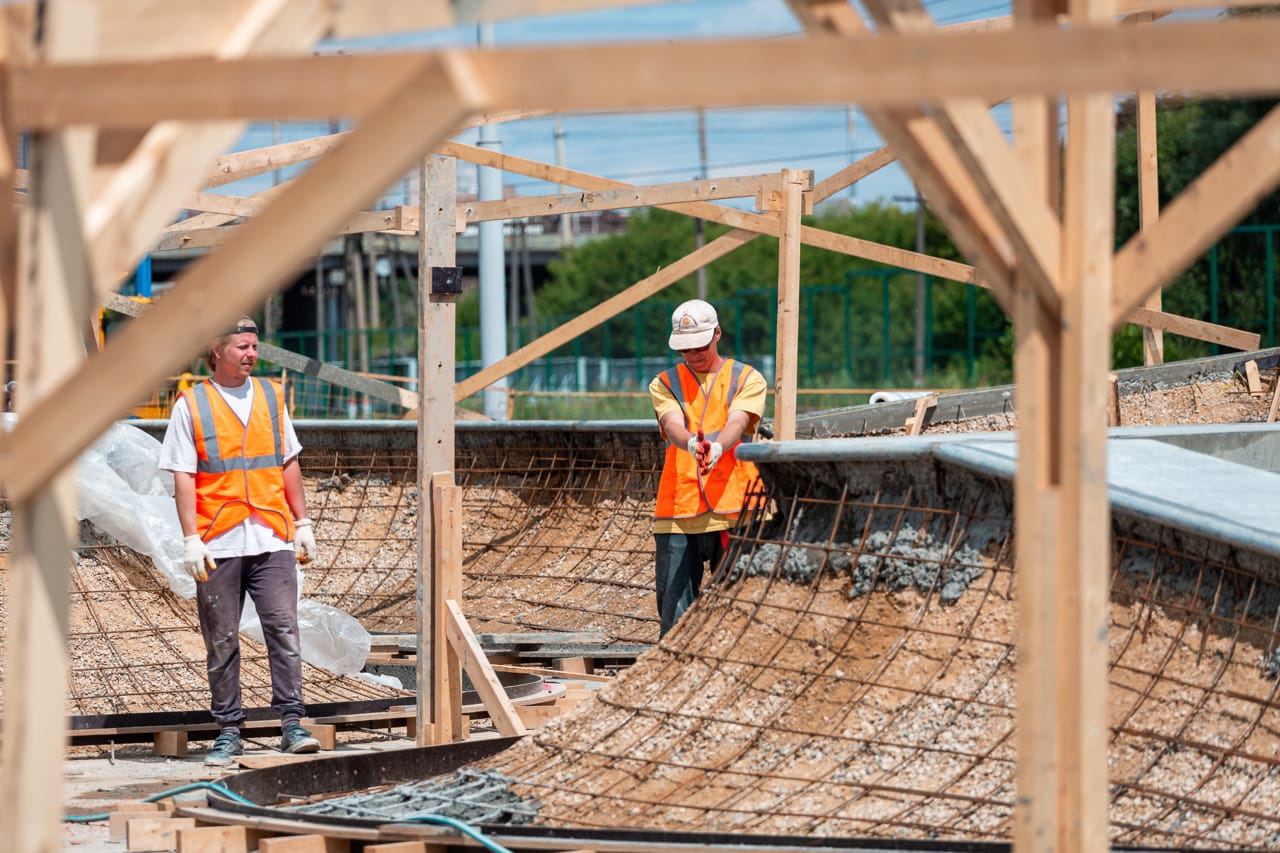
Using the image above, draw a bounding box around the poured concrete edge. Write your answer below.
[739,433,1280,560]
[793,346,1280,436]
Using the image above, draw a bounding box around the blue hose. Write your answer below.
[64,781,255,823]
[66,781,512,853]
[404,813,514,853]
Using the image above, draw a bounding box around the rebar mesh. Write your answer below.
[303,458,1280,850]
[298,428,663,643]
[0,523,403,717]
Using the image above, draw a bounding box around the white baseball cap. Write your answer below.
[668,299,719,350]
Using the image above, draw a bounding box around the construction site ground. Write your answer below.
[31,364,1280,850]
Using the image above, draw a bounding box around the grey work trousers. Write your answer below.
[196,549,305,728]
[654,531,726,638]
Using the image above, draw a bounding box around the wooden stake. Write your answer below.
[774,168,807,441]
[1135,12,1164,365]
[1108,373,1122,426]
[444,599,527,738]
[1245,359,1263,397]
[1267,372,1280,422]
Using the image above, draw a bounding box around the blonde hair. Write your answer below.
[204,316,258,371]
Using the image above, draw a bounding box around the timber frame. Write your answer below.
[5,2,1280,851]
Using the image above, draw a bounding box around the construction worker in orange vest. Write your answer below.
[649,299,766,638]
[159,317,320,767]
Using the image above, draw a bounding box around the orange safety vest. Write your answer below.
[184,377,295,544]
[654,359,761,520]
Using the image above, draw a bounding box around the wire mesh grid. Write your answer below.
[327,461,1280,850]
[0,526,403,717]
[300,430,663,643]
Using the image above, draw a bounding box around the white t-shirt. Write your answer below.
[159,378,302,558]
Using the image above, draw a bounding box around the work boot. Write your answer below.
[204,732,244,767]
[280,724,320,754]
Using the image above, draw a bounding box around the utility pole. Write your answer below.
[476,22,508,420]
[554,121,572,248]
[695,108,708,300]
[894,190,928,388]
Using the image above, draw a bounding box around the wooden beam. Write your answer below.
[14,20,1280,127]
[419,160,462,746]
[859,0,1062,314]
[85,0,327,300]
[1134,12,1163,365]
[329,0,671,39]
[443,141,978,284]
[448,229,757,405]
[0,3,97,849]
[444,601,526,738]
[774,169,805,442]
[1112,103,1280,326]
[101,292,419,408]
[811,146,895,203]
[0,53,487,505]
[459,172,780,224]
[1125,305,1258,351]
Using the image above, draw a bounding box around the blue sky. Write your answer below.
[232,0,1016,210]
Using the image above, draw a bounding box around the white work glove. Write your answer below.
[685,436,700,456]
[293,518,317,564]
[182,534,216,582]
[701,441,724,473]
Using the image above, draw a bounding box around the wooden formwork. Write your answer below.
[4,2,1280,851]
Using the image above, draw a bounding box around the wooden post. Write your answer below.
[1136,12,1163,366]
[416,155,460,745]
[1057,4,1116,845]
[773,168,807,441]
[0,3,97,850]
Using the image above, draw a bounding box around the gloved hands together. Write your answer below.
[182,534,216,582]
[700,440,724,474]
[294,518,317,564]
[685,436,701,457]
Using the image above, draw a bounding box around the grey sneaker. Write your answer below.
[280,724,320,754]
[204,732,244,767]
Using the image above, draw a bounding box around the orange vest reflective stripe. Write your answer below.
[184,378,295,543]
[654,359,761,519]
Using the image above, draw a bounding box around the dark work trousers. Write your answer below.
[654,531,726,638]
[196,549,305,729]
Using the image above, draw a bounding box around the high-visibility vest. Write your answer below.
[184,378,295,543]
[654,359,761,519]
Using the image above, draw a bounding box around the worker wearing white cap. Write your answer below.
[649,298,767,637]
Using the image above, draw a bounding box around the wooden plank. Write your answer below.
[258,835,350,853]
[1125,305,1259,352]
[490,663,611,684]
[19,21,1280,126]
[1268,372,1280,423]
[364,843,432,853]
[1135,12,1163,365]
[329,0,670,38]
[1108,373,1122,426]
[774,169,805,442]
[418,156,461,747]
[126,817,197,851]
[444,599,528,738]
[0,53,485,505]
[1244,359,1263,396]
[905,394,938,435]
[461,172,778,223]
[110,806,175,842]
[1113,104,1280,325]
[177,825,260,853]
[811,147,895,204]
[0,4,98,850]
[515,704,561,729]
[297,720,337,750]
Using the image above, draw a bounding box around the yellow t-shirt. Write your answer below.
[649,360,767,535]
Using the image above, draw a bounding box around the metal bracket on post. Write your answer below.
[431,266,463,295]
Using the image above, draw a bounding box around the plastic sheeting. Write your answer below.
[74,421,371,676]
